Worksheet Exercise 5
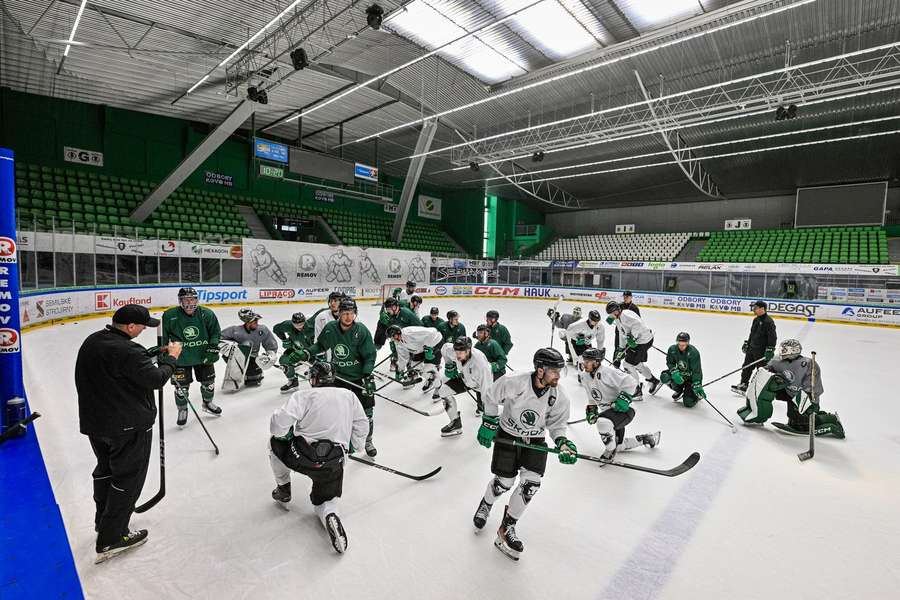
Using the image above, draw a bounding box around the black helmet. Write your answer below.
[588,309,601,322]
[605,301,621,314]
[406,280,416,288]
[533,348,565,370]
[338,298,358,313]
[475,323,490,335]
[178,287,198,299]
[328,291,343,302]
[291,312,306,324]
[486,310,499,320]
[410,294,422,305]
[446,310,459,320]
[383,298,399,309]
[453,336,472,352]
[309,361,335,387]
[430,307,439,315]
[676,331,690,342]
[386,324,402,338]
[582,347,604,363]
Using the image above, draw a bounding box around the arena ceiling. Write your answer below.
[2,0,899,210]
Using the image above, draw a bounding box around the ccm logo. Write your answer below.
[474,286,520,296]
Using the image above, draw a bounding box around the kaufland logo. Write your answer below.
[0,236,16,262]
[95,292,111,310]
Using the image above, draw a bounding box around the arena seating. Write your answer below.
[534,232,695,261]
[697,227,889,264]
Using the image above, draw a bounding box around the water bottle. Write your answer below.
[4,397,26,438]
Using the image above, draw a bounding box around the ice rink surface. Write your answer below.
[22,298,900,600]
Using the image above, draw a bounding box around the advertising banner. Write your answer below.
[417,195,442,220]
[1,148,26,431]
[498,259,898,276]
[242,238,430,290]
[254,138,290,163]
[15,230,241,259]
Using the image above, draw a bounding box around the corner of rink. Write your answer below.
[0,407,83,600]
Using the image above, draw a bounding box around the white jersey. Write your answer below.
[615,309,652,348]
[579,364,638,410]
[270,387,368,451]
[395,326,443,370]
[314,309,339,341]
[486,371,570,441]
[396,289,415,303]
[441,344,494,393]
[565,318,605,354]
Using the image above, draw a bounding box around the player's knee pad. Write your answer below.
[174,386,189,405]
[517,470,542,504]
[596,417,617,451]
[200,382,215,400]
[491,476,514,498]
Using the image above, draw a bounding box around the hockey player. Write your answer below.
[565,309,605,369]
[162,288,222,426]
[286,298,379,456]
[386,324,443,391]
[313,292,344,342]
[437,310,466,345]
[220,309,279,389]
[473,348,576,561]
[435,337,494,437]
[731,300,777,395]
[606,301,662,400]
[421,307,444,329]
[273,313,311,392]
[614,291,641,351]
[737,339,844,438]
[661,332,706,407]
[485,310,513,355]
[374,297,422,349]
[579,348,659,459]
[269,362,369,553]
[474,324,508,379]
[406,294,423,317]
[548,306,581,362]
[392,280,417,303]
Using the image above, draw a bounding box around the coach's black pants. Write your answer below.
[740,347,766,386]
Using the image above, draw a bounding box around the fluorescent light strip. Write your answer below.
[63,0,89,57]
[401,39,900,161]
[284,0,547,124]
[434,81,900,174]
[185,0,305,95]
[490,129,900,185]
[351,0,819,144]
[475,114,900,182]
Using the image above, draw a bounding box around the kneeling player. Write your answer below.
[473,348,577,561]
[737,339,844,438]
[579,348,659,459]
[434,337,494,437]
[386,324,442,391]
[661,332,706,407]
[269,362,368,553]
[220,309,279,389]
[606,301,661,399]
[273,312,311,392]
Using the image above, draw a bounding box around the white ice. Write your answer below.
[22,298,900,599]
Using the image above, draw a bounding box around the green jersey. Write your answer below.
[308,320,376,381]
[421,315,445,329]
[666,344,703,382]
[475,338,507,375]
[273,319,311,351]
[379,306,422,328]
[489,322,513,355]
[437,321,467,344]
[161,305,221,366]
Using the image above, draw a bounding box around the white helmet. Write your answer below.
[778,339,801,360]
[572,306,582,318]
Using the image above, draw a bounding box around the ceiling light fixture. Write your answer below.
[63,0,89,57]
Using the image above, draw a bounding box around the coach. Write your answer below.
[75,304,181,563]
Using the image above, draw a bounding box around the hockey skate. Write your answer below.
[636,431,661,449]
[421,371,438,393]
[494,507,523,561]
[272,483,291,509]
[731,383,748,395]
[473,498,493,532]
[324,513,348,554]
[202,400,222,416]
[671,389,683,401]
[441,416,462,437]
[176,406,188,427]
[95,529,148,564]
[365,438,377,457]
[280,378,299,393]
[631,383,644,401]
[647,377,663,395]
[401,369,421,389]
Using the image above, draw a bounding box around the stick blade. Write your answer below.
[410,466,442,481]
[798,449,814,462]
[667,452,701,476]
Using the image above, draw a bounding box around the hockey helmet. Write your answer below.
[676,331,690,343]
[406,280,416,288]
[588,309,601,323]
[582,347,604,363]
[605,301,621,315]
[533,347,565,371]
[178,287,199,313]
[239,308,262,323]
[475,324,491,338]
[339,298,358,314]
[430,307,440,315]
[292,312,306,324]
[486,309,500,320]
[446,310,459,321]
[328,291,343,303]
[572,306,582,317]
[386,324,403,339]
[308,361,335,387]
[453,336,472,352]
[383,298,399,309]
[778,339,802,360]
[410,295,422,305]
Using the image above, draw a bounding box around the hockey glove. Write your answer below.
[362,375,376,400]
[614,348,627,363]
[691,382,707,400]
[613,392,632,413]
[606,316,615,325]
[204,347,220,364]
[574,334,587,347]
[281,338,294,350]
[424,346,435,361]
[273,430,294,442]
[379,310,391,326]
[741,340,749,354]
[670,370,684,385]
[626,335,637,349]
[288,348,311,365]
[764,347,775,361]
[477,415,499,448]
[546,308,556,320]
[555,437,578,465]
[445,363,459,380]
[491,361,501,373]
[585,404,600,425]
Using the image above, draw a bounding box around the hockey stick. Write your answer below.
[494,438,700,477]
[798,351,816,462]
[348,454,442,481]
[135,326,168,512]
[702,358,767,388]
[0,412,40,446]
[549,296,563,348]
[186,399,220,455]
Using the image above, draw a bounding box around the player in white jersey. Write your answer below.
[473,348,577,561]
[394,280,417,304]
[578,348,660,460]
[433,337,495,437]
[313,292,344,341]
[386,324,442,390]
[565,309,605,370]
[606,301,662,399]
[268,362,369,554]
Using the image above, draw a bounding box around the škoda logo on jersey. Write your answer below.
[183,326,200,340]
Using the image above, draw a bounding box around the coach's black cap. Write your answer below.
[623,290,633,297]
[751,300,767,309]
[113,304,160,327]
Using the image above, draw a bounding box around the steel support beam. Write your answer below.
[131,100,256,223]
[392,121,438,243]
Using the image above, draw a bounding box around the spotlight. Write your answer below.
[775,106,787,121]
[247,86,268,104]
[290,47,309,70]
[786,104,797,119]
[469,162,480,172]
[532,151,544,162]
[366,4,384,30]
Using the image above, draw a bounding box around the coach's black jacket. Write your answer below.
[76,325,176,437]
[747,313,777,351]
